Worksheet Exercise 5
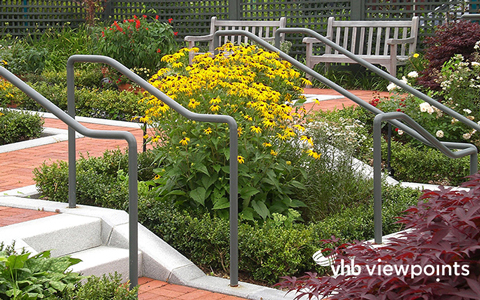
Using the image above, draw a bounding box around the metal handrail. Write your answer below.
[0,65,139,288]
[213,29,479,243]
[374,112,477,243]
[66,55,239,287]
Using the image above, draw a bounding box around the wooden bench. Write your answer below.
[303,16,419,79]
[184,17,287,64]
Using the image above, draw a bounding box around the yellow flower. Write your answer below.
[286,161,291,165]
[210,104,220,112]
[301,78,313,86]
[154,174,161,180]
[188,99,200,109]
[300,135,314,147]
[262,118,276,128]
[238,126,243,136]
[179,137,190,146]
[152,136,160,143]
[243,115,253,121]
[209,97,221,104]
[284,128,296,138]
[270,149,277,156]
[263,142,272,147]
[306,149,321,160]
[293,124,306,132]
[276,133,287,141]
[143,134,149,139]
[413,53,420,58]
[250,125,262,134]
[1,60,7,65]
[237,156,245,164]
[204,127,212,135]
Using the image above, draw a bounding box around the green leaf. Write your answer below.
[201,173,218,190]
[193,163,209,176]
[213,164,221,173]
[290,180,306,190]
[189,187,207,206]
[240,207,255,221]
[252,200,270,219]
[213,197,230,210]
[290,199,307,208]
[239,186,260,199]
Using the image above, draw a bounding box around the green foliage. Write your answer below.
[33,149,157,208]
[144,44,316,221]
[311,64,389,90]
[139,184,420,284]
[383,140,470,186]
[95,15,177,77]
[14,80,145,121]
[59,272,138,300]
[0,247,82,300]
[0,41,47,75]
[0,110,44,145]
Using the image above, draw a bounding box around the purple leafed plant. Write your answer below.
[277,174,480,299]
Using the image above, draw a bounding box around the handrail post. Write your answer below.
[229,121,239,287]
[471,152,478,175]
[373,114,383,244]
[127,139,138,289]
[66,61,76,208]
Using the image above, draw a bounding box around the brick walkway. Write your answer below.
[0,88,389,299]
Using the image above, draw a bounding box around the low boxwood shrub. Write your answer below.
[33,149,156,208]
[279,173,480,299]
[139,184,420,284]
[0,109,44,145]
[15,82,145,121]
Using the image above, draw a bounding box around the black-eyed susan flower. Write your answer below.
[263,142,272,147]
[270,149,277,156]
[262,118,276,128]
[179,137,190,146]
[209,97,221,104]
[301,135,314,147]
[238,127,243,136]
[188,99,200,109]
[306,149,321,159]
[301,78,313,86]
[237,156,245,164]
[204,127,212,135]
[210,104,220,112]
[293,124,306,132]
[250,125,262,134]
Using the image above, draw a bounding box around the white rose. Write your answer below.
[463,108,472,114]
[472,62,480,67]
[407,71,418,78]
[436,130,444,138]
[419,102,432,113]
[463,133,472,140]
[398,129,404,135]
[387,82,397,92]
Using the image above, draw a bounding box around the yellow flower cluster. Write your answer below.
[142,43,320,161]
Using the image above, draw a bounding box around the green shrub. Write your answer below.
[0,109,44,145]
[0,41,47,75]
[15,81,145,121]
[139,184,421,284]
[60,272,138,300]
[384,140,470,186]
[33,149,157,208]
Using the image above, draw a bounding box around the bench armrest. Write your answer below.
[184,34,214,43]
[302,36,331,44]
[386,37,416,45]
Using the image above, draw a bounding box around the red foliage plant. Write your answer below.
[277,174,480,299]
[417,20,480,91]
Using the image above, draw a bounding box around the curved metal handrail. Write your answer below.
[213,29,478,244]
[66,55,239,287]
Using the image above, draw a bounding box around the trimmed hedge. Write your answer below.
[0,109,44,145]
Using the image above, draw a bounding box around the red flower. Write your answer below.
[396,108,402,112]
[157,49,161,53]
[143,15,147,18]
[168,18,173,23]
[155,15,159,20]
[135,20,141,30]
[174,31,178,36]
[101,31,105,37]
[134,15,138,19]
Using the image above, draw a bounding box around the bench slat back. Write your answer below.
[326,17,419,57]
[211,17,286,46]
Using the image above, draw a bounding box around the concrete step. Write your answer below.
[70,246,143,281]
[0,213,102,257]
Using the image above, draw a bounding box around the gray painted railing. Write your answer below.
[66,55,239,287]
[214,28,479,243]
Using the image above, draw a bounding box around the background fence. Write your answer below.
[0,0,477,56]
